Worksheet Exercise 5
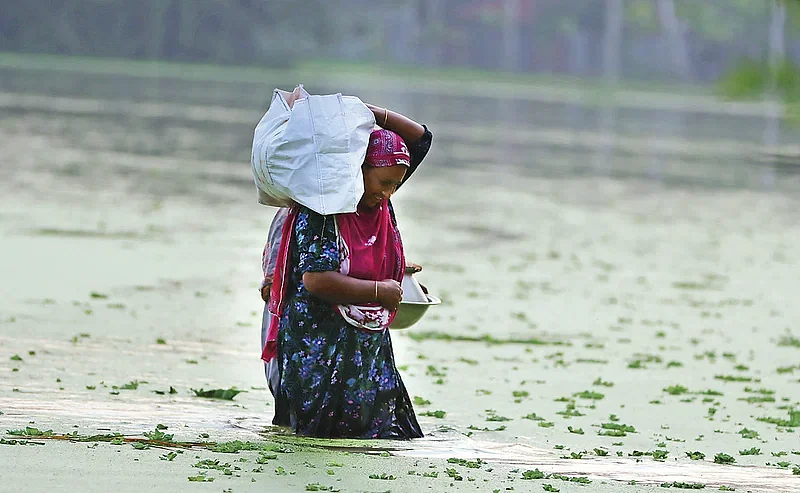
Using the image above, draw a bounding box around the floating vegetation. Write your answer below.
[194,459,232,474]
[485,409,512,422]
[520,468,592,487]
[407,331,567,346]
[304,483,339,491]
[739,447,761,456]
[599,423,636,437]
[522,469,545,479]
[413,396,430,406]
[757,410,800,428]
[6,427,53,437]
[629,450,668,460]
[664,385,690,395]
[213,441,277,454]
[715,375,753,383]
[555,401,584,418]
[739,396,775,404]
[660,481,706,489]
[737,428,759,440]
[191,388,245,400]
[653,450,669,461]
[0,438,45,446]
[425,365,446,377]
[187,473,215,482]
[420,410,446,419]
[467,424,507,432]
[574,390,604,400]
[714,453,736,464]
[777,335,800,348]
[447,458,485,468]
[685,451,705,460]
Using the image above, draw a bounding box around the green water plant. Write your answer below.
[485,409,512,422]
[407,331,567,346]
[660,481,705,489]
[522,469,545,479]
[757,410,800,428]
[191,388,245,400]
[187,474,214,482]
[714,453,735,464]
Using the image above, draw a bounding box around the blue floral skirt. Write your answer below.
[273,295,423,439]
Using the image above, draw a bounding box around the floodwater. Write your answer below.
[1,63,800,492]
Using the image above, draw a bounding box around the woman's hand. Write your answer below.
[377,279,403,311]
[405,262,422,274]
[261,284,271,303]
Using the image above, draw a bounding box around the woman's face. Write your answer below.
[360,165,407,209]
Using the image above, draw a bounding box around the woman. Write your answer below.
[261,104,432,439]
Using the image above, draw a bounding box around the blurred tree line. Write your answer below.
[1,0,799,85]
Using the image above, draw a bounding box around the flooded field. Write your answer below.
[1,61,800,492]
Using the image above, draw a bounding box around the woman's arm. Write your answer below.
[365,103,425,144]
[304,272,402,311]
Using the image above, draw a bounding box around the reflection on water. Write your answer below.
[2,67,800,195]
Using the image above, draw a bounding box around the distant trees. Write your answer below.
[0,0,798,85]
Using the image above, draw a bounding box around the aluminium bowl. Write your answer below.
[390,294,441,330]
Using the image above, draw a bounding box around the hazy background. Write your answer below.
[2,0,800,83]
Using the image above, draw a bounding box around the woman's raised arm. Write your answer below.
[365,103,425,144]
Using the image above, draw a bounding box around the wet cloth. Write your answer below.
[260,208,291,396]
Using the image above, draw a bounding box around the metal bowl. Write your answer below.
[390,295,441,330]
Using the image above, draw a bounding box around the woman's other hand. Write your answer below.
[405,262,422,274]
[261,284,271,302]
[377,279,403,311]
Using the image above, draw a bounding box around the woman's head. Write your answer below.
[360,129,409,209]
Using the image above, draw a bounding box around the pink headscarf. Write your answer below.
[261,130,408,362]
[365,129,411,168]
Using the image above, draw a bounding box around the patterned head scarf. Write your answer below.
[365,129,410,168]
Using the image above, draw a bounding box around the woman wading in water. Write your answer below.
[260,105,432,439]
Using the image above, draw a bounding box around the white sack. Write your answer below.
[251,85,375,215]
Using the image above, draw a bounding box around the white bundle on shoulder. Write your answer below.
[251,84,376,215]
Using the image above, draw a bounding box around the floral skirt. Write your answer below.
[273,296,423,439]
